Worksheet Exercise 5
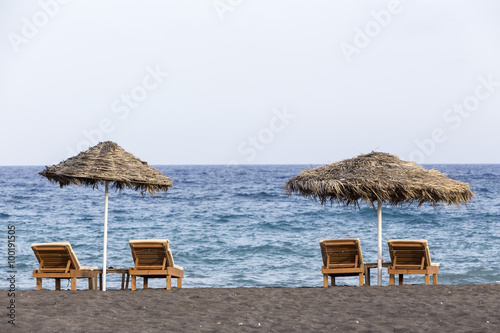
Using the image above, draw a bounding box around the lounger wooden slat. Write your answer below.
[320,239,365,287]
[31,242,97,291]
[129,239,184,291]
[387,239,440,285]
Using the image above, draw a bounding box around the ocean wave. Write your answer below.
[234,191,278,199]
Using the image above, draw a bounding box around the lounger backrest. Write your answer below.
[129,239,174,270]
[31,242,81,272]
[319,239,363,268]
[388,239,431,269]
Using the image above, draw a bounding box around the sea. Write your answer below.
[1,164,499,290]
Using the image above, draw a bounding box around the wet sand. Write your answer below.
[2,284,499,332]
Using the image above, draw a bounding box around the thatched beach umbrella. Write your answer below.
[40,141,173,290]
[285,152,473,286]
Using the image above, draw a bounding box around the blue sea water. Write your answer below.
[1,164,499,290]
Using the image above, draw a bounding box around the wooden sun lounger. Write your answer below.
[387,239,440,285]
[129,239,184,290]
[320,239,365,287]
[31,242,97,291]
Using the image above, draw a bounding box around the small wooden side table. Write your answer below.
[364,262,391,286]
[93,268,130,290]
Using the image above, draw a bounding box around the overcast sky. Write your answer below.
[1,0,499,166]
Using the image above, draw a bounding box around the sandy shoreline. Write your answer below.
[2,284,499,332]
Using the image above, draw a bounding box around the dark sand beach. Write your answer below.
[2,284,499,332]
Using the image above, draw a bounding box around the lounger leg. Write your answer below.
[166,276,172,290]
[55,278,61,290]
[131,276,137,291]
[359,273,364,287]
[126,274,130,290]
[433,274,438,285]
[323,274,328,288]
[71,277,77,291]
[425,274,430,285]
[36,278,42,290]
[177,278,182,289]
[99,274,103,290]
[389,274,395,286]
[88,278,93,290]
[121,272,125,290]
[398,274,404,286]
[144,277,148,289]
[331,276,335,286]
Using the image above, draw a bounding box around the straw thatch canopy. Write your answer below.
[40,141,173,194]
[285,152,474,208]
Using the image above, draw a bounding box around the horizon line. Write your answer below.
[1,162,500,167]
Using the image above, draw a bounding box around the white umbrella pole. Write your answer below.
[377,200,382,286]
[102,182,109,291]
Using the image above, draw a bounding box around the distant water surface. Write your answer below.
[1,164,499,290]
